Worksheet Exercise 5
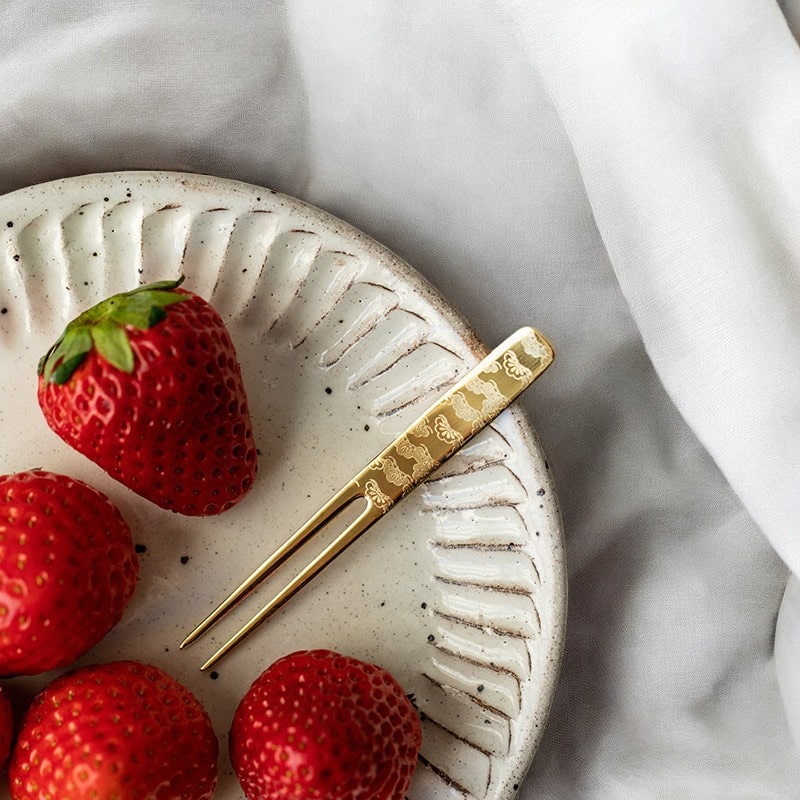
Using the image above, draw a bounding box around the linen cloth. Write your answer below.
[1,1,799,797]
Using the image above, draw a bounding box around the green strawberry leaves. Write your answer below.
[38,277,188,385]
[90,322,134,374]
[44,327,92,385]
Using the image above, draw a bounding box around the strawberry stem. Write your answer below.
[39,277,188,384]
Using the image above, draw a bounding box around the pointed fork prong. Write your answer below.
[180,484,360,650]
[199,500,380,671]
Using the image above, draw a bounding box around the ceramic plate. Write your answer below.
[0,172,565,800]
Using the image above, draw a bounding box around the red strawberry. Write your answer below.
[229,649,422,800]
[0,470,138,676]
[0,685,12,767]
[9,660,219,800]
[37,278,258,516]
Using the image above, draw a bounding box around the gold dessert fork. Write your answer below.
[181,327,554,671]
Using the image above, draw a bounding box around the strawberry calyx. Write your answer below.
[38,277,188,385]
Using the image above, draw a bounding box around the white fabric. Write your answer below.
[1,1,799,797]
[500,0,800,792]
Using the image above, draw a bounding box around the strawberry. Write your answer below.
[37,278,258,516]
[229,649,422,800]
[0,685,12,767]
[9,660,219,800]
[0,470,138,676]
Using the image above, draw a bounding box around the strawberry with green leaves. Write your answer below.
[9,660,219,800]
[229,649,422,800]
[37,278,258,516]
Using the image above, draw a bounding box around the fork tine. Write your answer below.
[199,499,380,671]
[180,484,360,650]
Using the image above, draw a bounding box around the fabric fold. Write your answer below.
[499,0,800,745]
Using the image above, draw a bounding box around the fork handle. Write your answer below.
[351,327,553,512]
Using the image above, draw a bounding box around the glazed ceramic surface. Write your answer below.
[0,172,565,800]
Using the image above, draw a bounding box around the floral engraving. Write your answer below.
[501,350,533,381]
[449,391,483,429]
[377,456,413,490]
[466,376,507,418]
[395,437,436,480]
[434,414,464,445]
[410,420,433,439]
[521,332,548,363]
[363,478,391,510]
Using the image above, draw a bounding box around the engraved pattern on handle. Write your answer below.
[353,328,553,511]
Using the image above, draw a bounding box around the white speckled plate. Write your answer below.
[0,172,565,800]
